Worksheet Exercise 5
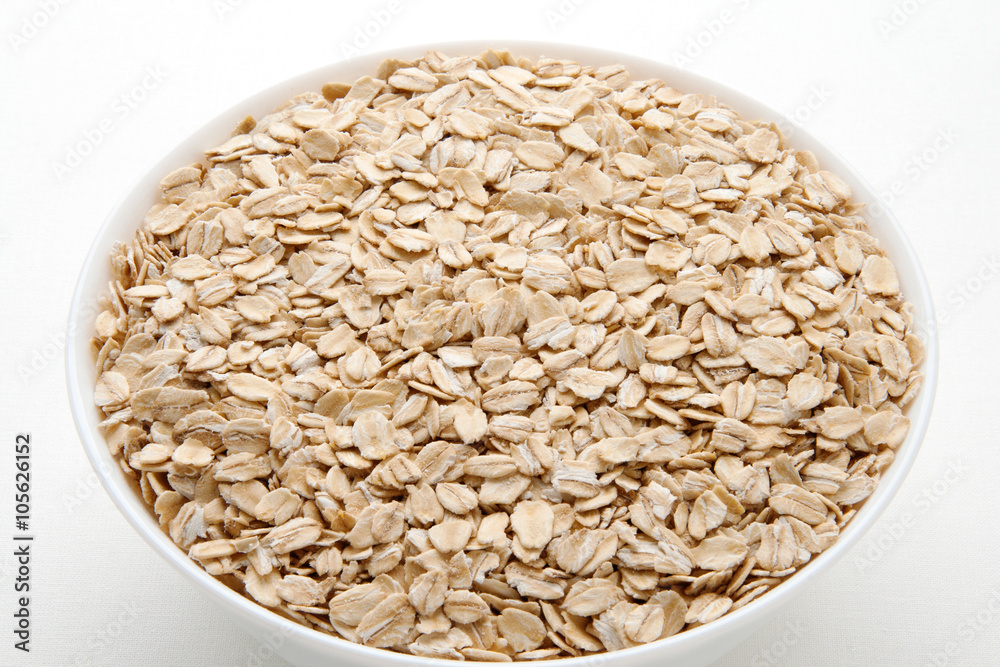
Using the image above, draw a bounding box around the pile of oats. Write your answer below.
[91,50,923,660]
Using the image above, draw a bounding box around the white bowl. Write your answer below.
[66,40,939,667]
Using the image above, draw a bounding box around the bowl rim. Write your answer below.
[66,39,939,666]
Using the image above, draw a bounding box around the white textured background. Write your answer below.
[1,1,997,665]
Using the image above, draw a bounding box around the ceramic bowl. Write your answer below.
[66,40,938,667]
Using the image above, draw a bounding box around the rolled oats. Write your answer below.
[91,49,922,659]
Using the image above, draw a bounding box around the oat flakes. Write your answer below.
[91,49,922,659]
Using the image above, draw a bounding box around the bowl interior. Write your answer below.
[66,40,939,666]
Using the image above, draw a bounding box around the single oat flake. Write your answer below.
[91,49,921,660]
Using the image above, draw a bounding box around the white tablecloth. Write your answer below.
[2,1,996,664]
